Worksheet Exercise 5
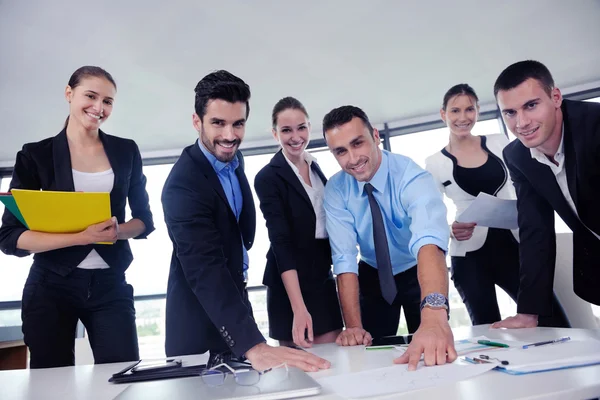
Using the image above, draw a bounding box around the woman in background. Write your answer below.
[254,97,343,347]
[0,66,154,368]
[425,83,568,327]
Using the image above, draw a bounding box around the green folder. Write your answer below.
[0,194,29,228]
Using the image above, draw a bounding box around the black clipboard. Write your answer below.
[109,359,207,384]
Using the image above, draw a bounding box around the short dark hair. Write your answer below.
[322,105,373,139]
[272,97,309,129]
[494,60,555,98]
[194,70,251,120]
[64,66,117,128]
[442,84,479,110]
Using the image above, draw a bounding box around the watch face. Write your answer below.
[426,293,447,307]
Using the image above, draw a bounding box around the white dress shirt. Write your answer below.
[530,128,600,240]
[72,168,114,269]
[283,151,328,239]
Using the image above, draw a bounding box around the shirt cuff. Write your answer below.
[410,235,448,260]
[332,254,359,275]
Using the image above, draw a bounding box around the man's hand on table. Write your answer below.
[245,343,330,372]
[335,327,373,346]
[393,308,456,371]
[491,313,538,329]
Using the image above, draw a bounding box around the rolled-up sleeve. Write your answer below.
[400,162,450,259]
[128,142,155,239]
[324,180,359,275]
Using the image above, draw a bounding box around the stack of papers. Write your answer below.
[470,340,600,375]
[0,189,111,239]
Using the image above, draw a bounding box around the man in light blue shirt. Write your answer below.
[323,105,456,370]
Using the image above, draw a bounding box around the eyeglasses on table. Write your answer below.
[200,362,289,386]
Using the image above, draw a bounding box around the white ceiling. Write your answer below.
[1,0,600,165]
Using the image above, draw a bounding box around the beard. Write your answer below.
[201,131,241,163]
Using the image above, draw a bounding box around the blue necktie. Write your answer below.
[364,183,397,305]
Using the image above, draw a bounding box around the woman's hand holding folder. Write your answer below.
[79,216,118,244]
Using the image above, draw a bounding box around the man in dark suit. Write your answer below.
[161,70,330,372]
[491,60,600,329]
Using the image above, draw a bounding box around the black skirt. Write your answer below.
[266,239,343,341]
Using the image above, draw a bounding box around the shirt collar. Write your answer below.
[530,124,565,164]
[357,150,388,194]
[282,150,316,175]
[198,139,239,173]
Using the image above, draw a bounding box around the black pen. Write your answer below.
[522,336,570,349]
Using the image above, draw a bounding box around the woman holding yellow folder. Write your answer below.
[0,66,155,368]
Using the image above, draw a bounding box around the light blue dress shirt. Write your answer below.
[198,141,249,276]
[324,150,449,276]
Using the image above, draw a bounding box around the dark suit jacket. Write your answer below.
[162,141,263,358]
[254,150,332,288]
[503,99,600,313]
[0,129,154,275]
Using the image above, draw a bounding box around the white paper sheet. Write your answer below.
[318,362,496,398]
[456,192,518,229]
[478,340,600,374]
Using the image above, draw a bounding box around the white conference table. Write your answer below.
[2,325,599,400]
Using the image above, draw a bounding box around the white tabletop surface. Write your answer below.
[2,325,600,400]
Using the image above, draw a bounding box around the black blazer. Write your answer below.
[162,141,263,358]
[254,150,332,289]
[0,129,154,276]
[503,99,600,313]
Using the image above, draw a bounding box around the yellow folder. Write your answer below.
[11,189,112,235]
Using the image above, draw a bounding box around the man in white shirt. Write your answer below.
[492,60,600,329]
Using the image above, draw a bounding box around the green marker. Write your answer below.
[365,346,395,350]
[477,339,509,348]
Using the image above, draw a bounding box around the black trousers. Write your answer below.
[358,261,421,339]
[451,228,570,327]
[22,265,139,369]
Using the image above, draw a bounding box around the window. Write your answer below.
[240,153,275,288]
[126,164,174,296]
[389,119,517,329]
[0,177,33,305]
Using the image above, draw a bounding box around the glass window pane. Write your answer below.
[241,153,273,288]
[0,177,33,303]
[126,164,173,296]
[135,298,166,359]
[309,147,341,177]
[0,177,10,192]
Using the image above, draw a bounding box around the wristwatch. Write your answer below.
[420,293,450,319]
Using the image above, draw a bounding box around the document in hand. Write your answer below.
[0,193,28,227]
[456,192,518,230]
[10,189,112,237]
[473,340,600,375]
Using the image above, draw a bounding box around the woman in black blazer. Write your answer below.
[254,97,343,347]
[0,66,154,368]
